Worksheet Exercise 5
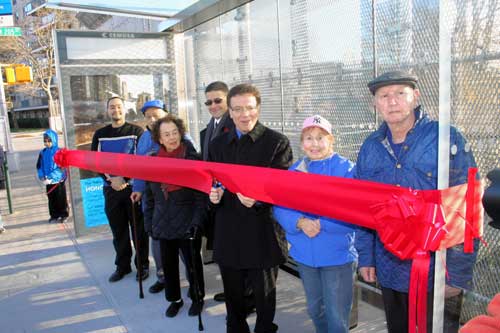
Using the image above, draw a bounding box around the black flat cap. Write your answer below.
[367,70,418,95]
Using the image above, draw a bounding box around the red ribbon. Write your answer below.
[464,168,480,253]
[409,251,431,333]
[55,149,484,332]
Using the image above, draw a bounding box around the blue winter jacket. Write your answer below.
[355,106,478,292]
[132,130,160,194]
[36,129,65,184]
[274,153,358,267]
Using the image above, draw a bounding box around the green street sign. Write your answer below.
[0,27,22,37]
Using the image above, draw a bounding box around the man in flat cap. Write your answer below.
[355,70,479,332]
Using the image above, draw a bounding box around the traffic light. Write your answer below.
[15,66,33,83]
[482,168,500,229]
[5,67,16,84]
[2,65,33,84]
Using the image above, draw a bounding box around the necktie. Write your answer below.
[210,121,218,140]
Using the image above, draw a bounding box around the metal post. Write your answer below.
[434,0,452,331]
[0,65,14,153]
[3,156,13,214]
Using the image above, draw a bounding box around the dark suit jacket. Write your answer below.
[200,113,234,249]
[208,121,293,269]
[200,112,234,161]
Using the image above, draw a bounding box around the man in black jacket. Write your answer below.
[200,81,236,301]
[208,84,293,333]
[200,81,234,161]
[91,96,149,283]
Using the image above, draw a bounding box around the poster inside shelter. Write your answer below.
[80,177,109,227]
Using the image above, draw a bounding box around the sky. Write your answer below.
[45,0,199,17]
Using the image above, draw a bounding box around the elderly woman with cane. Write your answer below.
[143,114,206,320]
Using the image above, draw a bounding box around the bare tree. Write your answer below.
[9,8,78,131]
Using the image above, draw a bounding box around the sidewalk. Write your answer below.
[0,131,386,333]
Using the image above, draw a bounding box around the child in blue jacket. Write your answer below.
[274,115,357,333]
[36,129,69,223]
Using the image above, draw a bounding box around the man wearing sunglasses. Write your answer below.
[200,81,234,161]
[200,81,238,304]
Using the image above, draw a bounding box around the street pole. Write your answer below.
[3,155,13,214]
[0,65,14,153]
[0,65,16,213]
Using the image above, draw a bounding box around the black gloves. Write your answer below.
[185,225,201,240]
[483,168,500,229]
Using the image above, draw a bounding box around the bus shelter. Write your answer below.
[54,0,500,331]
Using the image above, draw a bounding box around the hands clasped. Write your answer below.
[297,217,321,238]
[107,176,128,191]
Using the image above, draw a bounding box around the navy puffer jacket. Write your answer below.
[143,140,207,240]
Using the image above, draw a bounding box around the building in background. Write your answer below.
[6,0,161,130]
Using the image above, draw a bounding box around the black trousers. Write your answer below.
[160,238,205,302]
[220,265,279,333]
[382,287,463,333]
[46,181,69,219]
[104,186,149,271]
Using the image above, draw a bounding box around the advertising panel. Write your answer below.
[80,177,109,227]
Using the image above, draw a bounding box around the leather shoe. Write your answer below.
[246,303,256,316]
[165,300,184,317]
[148,280,165,294]
[58,217,68,223]
[136,268,149,281]
[108,267,132,282]
[188,300,204,316]
[213,292,225,302]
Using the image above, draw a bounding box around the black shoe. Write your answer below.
[48,218,58,223]
[188,300,204,316]
[108,267,132,282]
[57,217,68,223]
[213,292,225,302]
[246,303,256,317]
[136,268,149,281]
[165,300,184,318]
[148,280,165,294]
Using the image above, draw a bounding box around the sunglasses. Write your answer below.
[204,98,224,106]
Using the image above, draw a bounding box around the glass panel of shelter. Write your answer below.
[55,31,173,235]
[179,0,499,332]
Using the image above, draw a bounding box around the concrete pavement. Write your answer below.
[0,131,386,333]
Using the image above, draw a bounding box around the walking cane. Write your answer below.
[131,202,145,299]
[189,227,204,331]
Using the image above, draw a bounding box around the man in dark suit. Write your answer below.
[200,81,234,161]
[200,81,235,303]
[208,83,293,333]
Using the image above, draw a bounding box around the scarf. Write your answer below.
[157,143,186,199]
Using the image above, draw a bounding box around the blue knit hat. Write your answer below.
[141,100,165,114]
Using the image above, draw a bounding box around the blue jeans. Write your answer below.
[297,261,355,333]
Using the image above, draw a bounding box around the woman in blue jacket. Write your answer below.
[274,115,357,333]
[36,129,69,223]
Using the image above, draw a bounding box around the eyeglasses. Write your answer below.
[231,106,258,113]
[204,98,224,106]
